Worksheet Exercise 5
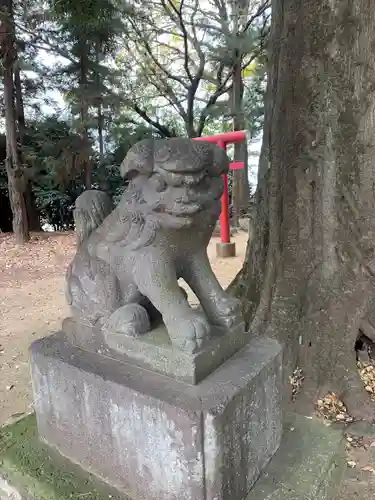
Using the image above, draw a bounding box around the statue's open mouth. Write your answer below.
[155,167,208,187]
[153,193,221,217]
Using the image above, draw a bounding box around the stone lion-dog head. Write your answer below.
[119,138,229,228]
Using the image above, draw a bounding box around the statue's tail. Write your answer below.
[73,190,113,245]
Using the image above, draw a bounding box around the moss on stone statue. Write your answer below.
[0,415,125,500]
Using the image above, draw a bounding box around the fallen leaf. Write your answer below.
[289,367,304,400]
[10,412,25,419]
[344,434,365,449]
[362,466,375,474]
[358,361,375,401]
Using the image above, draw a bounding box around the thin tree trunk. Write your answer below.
[24,183,41,231]
[230,0,250,226]
[14,66,25,138]
[14,65,41,231]
[95,41,104,161]
[0,0,29,243]
[79,38,92,190]
[97,103,104,160]
[237,0,375,420]
[231,56,250,226]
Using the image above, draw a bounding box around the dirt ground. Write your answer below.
[0,230,248,426]
[1,229,374,498]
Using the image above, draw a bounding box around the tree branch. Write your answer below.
[127,16,190,90]
[128,101,175,138]
[242,0,271,34]
[161,0,194,82]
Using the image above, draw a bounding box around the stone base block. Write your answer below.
[216,241,236,257]
[0,413,344,500]
[247,414,345,500]
[62,316,247,385]
[0,415,124,500]
[30,333,283,500]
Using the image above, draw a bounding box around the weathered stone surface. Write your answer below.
[0,413,344,500]
[0,478,22,500]
[216,241,236,257]
[63,316,247,384]
[30,333,282,500]
[66,138,243,354]
[0,415,125,500]
[202,338,283,499]
[247,414,345,500]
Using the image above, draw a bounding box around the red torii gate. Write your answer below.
[193,130,247,258]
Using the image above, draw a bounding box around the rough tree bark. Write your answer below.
[234,0,375,420]
[14,65,41,231]
[0,0,29,243]
[78,37,92,190]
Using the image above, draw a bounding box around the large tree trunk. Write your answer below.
[0,0,29,243]
[236,0,375,420]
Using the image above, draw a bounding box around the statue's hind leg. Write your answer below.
[103,303,151,338]
[141,287,189,326]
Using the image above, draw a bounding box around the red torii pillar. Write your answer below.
[193,131,247,258]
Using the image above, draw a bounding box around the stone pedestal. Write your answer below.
[30,333,283,500]
[62,317,247,384]
[216,241,236,257]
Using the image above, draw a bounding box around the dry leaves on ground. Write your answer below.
[0,232,76,287]
[358,361,375,401]
[345,433,366,450]
[289,367,304,400]
[316,393,354,423]
[315,361,375,423]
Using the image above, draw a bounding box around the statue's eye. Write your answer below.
[151,174,167,192]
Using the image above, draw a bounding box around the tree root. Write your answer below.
[290,351,375,423]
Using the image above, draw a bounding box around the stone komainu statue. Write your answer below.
[66,138,241,352]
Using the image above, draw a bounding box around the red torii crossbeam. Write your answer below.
[193,130,247,257]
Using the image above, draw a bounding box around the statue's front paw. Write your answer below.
[212,295,242,328]
[166,312,210,353]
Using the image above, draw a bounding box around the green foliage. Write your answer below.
[243,65,266,138]
[2,0,268,234]
[46,0,124,183]
[1,115,157,230]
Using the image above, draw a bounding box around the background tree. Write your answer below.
[116,0,268,141]
[234,0,375,420]
[48,0,122,188]
[0,0,29,243]
[204,0,269,222]
[0,0,268,239]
